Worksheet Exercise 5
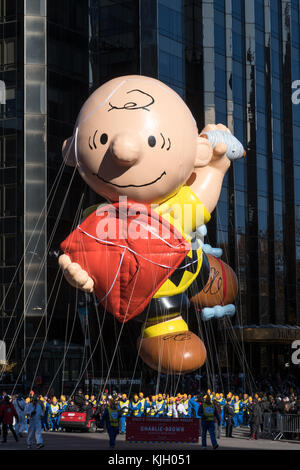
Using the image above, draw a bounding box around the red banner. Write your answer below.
[126,417,199,443]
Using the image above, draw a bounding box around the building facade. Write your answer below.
[0,0,90,389]
[89,0,300,378]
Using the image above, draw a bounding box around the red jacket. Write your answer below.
[60,201,190,323]
[0,403,18,425]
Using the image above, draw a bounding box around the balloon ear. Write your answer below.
[62,136,76,167]
[194,136,213,168]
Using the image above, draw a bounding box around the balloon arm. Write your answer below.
[188,164,229,214]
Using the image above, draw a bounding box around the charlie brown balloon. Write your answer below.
[59,75,242,374]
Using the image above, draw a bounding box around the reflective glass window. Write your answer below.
[255,0,265,30]
[215,96,227,123]
[214,11,225,55]
[232,76,244,105]
[293,127,300,164]
[0,235,16,266]
[158,2,184,96]
[0,183,16,216]
[0,0,17,22]
[0,135,16,167]
[232,0,242,18]
[0,39,16,69]
[2,87,16,118]
[234,160,246,190]
[217,200,228,231]
[232,32,243,62]
[158,4,183,42]
[214,0,225,12]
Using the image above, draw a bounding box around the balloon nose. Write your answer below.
[110,132,141,167]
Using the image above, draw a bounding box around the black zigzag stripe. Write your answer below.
[169,248,199,287]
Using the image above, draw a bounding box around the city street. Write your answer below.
[1,426,299,451]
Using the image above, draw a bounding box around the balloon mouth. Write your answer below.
[92,171,166,188]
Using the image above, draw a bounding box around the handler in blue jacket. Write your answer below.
[198,395,220,449]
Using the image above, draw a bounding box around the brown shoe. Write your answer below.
[137,330,206,374]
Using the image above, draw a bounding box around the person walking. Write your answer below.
[25,395,44,449]
[213,399,222,439]
[0,395,19,444]
[223,397,234,437]
[198,395,220,449]
[247,399,262,440]
[102,398,120,449]
[13,394,26,437]
[233,395,241,428]
[49,396,60,431]
[117,394,130,434]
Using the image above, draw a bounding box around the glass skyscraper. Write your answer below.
[1,0,300,390]
[89,0,300,378]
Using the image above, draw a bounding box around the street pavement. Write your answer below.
[1,426,300,451]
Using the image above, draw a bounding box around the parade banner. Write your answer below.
[126,417,199,443]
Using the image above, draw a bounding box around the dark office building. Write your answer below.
[1,0,300,391]
[0,0,90,390]
[88,0,300,379]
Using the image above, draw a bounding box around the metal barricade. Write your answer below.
[263,413,300,440]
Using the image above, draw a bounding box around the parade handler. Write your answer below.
[198,395,221,449]
[102,399,121,449]
[58,75,243,374]
[25,396,44,449]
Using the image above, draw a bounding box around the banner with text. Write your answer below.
[126,417,199,443]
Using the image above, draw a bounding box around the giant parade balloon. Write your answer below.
[58,75,244,374]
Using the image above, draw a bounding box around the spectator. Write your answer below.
[25,396,44,449]
[223,397,234,438]
[248,399,262,440]
[66,399,78,412]
[74,389,85,411]
[0,395,19,444]
[13,394,26,437]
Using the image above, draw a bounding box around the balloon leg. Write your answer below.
[137,314,206,374]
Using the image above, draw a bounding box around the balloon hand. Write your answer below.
[58,254,94,293]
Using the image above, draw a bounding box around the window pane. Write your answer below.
[0,184,16,216]
[5,40,15,65]
[3,235,16,266]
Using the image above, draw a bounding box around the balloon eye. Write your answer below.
[148,136,156,147]
[100,133,108,145]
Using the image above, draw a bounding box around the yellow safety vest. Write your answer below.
[234,401,240,413]
[149,402,156,416]
[156,400,165,415]
[108,407,119,427]
[131,401,140,416]
[50,404,59,416]
[202,403,215,421]
[139,398,145,414]
[119,400,130,415]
